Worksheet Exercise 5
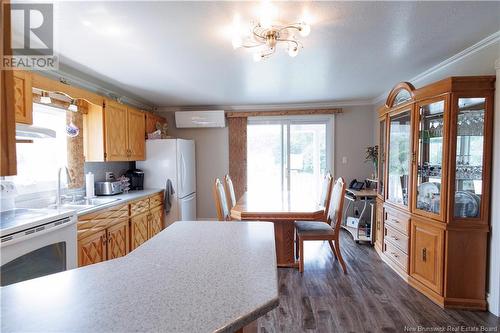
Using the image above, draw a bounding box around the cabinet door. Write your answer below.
[148,206,164,239]
[386,109,412,208]
[107,219,129,260]
[378,116,386,197]
[78,229,107,267]
[127,107,145,161]
[410,220,444,294]
[130,212,149,251]
[413,97,448,221]
[104,101,128,161]
[450,96,489,221]
[13,71,33,124]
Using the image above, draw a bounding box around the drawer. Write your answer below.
[384,225,409,254]
[77,204,128,240]
[130,198,150,216]
[149,192,163,209]
[384,240,408,272]
[385,211,410,236]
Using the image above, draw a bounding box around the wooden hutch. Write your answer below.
[375,76,495,310]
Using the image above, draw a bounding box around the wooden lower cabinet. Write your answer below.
[107,220,130,260]
[77,192,164,267]
[78,229,107,267]
[409,219,444,295]
[149,205,164,239]
[130,212,149,251]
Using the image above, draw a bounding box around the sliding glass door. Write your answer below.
[247,116,333,205]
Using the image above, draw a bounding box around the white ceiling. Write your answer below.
[46,1,500,107]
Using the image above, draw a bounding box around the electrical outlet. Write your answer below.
[342,156,348,164]
[0,180,17,197]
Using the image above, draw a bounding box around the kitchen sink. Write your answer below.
[49,197,121,211]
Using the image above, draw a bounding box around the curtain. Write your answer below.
[228,117,247,200]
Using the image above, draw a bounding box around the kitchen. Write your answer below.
[1,1,500,332]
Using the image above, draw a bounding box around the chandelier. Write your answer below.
[231,4,311,62]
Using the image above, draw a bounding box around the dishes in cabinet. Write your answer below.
[417,182,440,213]
[454,191,480,218]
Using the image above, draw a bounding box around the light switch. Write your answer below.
[342,156,348,164]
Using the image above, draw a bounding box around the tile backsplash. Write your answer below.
[84,162,135,182]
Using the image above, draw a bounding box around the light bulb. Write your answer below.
[299,23,311,37]
[232,36,242,49]
[288,46,299,57]
[253,52,263,62]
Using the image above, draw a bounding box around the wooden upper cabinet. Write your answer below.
[13,71,33,124]
[84,100,146,162]
[104,101,129,161]
[127,107,145,160]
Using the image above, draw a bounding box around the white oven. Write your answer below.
[0,209,77,287]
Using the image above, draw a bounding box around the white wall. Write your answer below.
[159,106,375,219]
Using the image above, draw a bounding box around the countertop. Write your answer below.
[1,221,279,333]
[76,188,164,215]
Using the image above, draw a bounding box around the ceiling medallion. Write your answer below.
[231,5,311,62]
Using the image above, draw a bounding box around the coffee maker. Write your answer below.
[126,169,144,190]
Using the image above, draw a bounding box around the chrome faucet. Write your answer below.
[56,167,73,208]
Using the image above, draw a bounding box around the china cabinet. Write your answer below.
[377,76,495,310]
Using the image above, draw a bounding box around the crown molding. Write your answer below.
[157,99,373,113]
[35,69,154,111]
[372,30,500,105]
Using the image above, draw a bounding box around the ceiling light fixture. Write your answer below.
[40,91,52,104]
[231,5,311,61]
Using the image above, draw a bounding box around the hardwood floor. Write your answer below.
[258,230,500,333]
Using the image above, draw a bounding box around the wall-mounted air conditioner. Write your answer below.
[175,110,226,128]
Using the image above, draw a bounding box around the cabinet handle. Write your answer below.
[422,248,427,262]
[412,152,417,163]
[390,235,399,241]
[391,218,399,224]
[101,235,106,246]
[390,252,399,258]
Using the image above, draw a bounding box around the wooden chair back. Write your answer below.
[319,172,333,217]
[213,178,231,221]
[326,177,346,233]
[224,174,237,208]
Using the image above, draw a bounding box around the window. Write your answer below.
[247,116,333,205]
[6,103,68,196]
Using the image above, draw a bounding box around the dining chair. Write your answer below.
[224,174,237,208]
[213,178,231,221]
[294,177,347,273]
[318,172,334,221]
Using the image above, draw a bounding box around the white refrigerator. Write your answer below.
[137,139,196,225]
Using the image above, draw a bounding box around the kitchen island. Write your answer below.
[1,221,279,333]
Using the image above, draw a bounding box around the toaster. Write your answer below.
[95,181,123,196]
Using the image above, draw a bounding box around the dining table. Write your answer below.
[231,191,325,268]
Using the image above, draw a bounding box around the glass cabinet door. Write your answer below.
[453,98,486,219]
[387,110,411,207]
[415,100,445,217]
[378,118,386,196]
